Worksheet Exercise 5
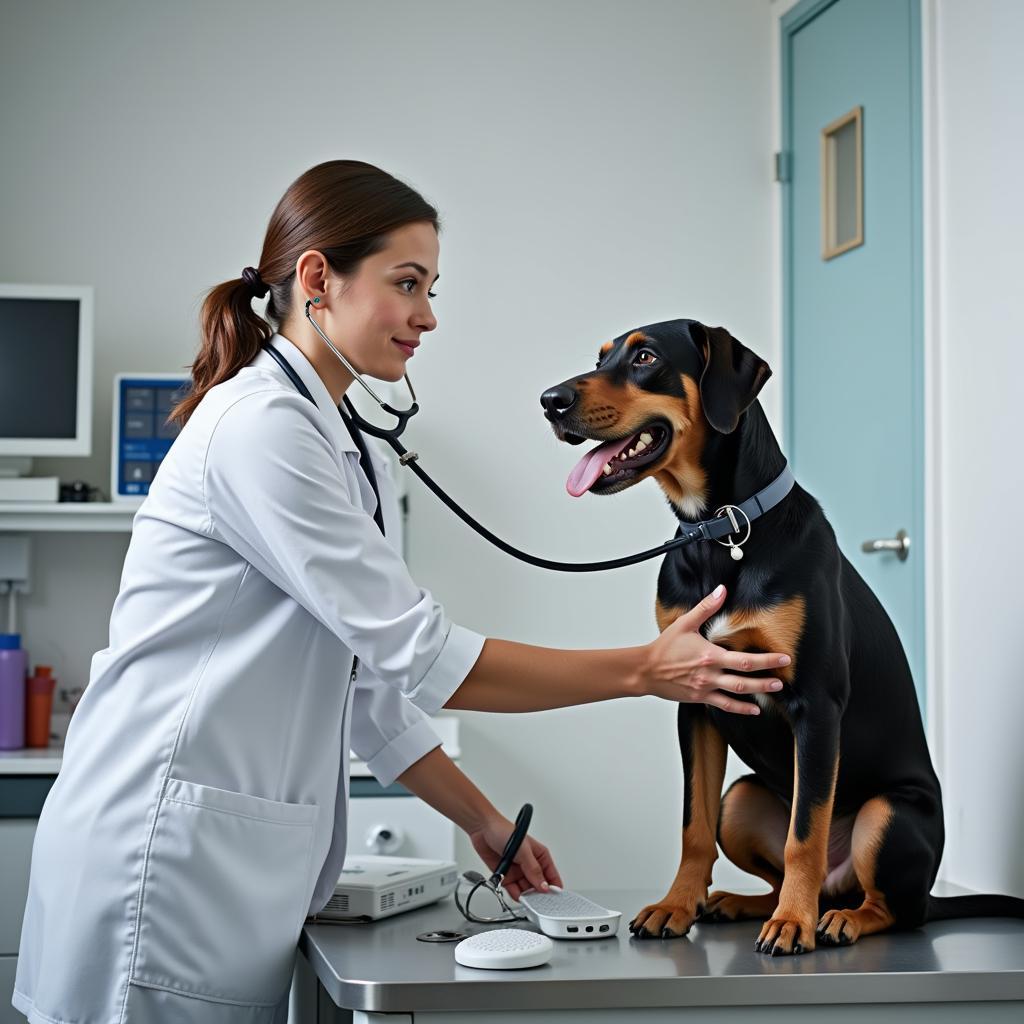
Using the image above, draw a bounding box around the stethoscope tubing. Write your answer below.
[383,432,698,571]
[265,306,715,573]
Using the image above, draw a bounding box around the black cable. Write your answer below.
[265,343,704,573]
[380,433,700,573]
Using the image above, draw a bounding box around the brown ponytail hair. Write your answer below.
[172,160,439,426]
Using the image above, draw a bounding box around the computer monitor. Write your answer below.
[0,283,93,459]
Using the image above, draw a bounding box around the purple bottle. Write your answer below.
[0,633,27,750]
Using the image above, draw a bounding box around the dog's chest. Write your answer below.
[659,553,776,615]
[700,601,805,688]
[703,611,741,645]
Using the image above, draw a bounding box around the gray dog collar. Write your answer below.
[676,464,795,560]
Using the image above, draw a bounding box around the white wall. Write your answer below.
[927,0,1024,896]
[1,0,775,894]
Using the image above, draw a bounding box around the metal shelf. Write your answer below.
[0,502,137,533]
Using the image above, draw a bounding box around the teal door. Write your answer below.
[782,0,925,705]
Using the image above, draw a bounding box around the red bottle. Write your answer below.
[25,666,56,748]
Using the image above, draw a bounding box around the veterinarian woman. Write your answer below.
[14,161,791,1024]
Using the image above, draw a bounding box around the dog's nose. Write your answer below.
[540,384,578,419]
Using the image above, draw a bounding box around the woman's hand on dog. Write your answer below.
[641,584,790,715]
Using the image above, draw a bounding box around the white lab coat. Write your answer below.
[13,334,484,1024]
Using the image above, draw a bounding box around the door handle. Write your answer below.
[861,529,910,561]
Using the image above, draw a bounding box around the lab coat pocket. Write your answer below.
[132,776,318,1006]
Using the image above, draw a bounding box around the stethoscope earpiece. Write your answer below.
[302,300,418,447]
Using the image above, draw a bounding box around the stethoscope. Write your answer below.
[452,803,534,926]
[263,300,793,572]
[305,801,534,937]
[413,803,533,941]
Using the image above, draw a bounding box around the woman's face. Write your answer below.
[319,221,439,383]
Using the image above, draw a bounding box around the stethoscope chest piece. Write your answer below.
[417,929,468,943]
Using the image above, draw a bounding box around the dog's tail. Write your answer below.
[926,894,1024,922]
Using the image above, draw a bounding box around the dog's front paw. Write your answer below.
[754,912,817,956]
[816,909,860,946]
[629,899,702,939]
[699,890,778,923]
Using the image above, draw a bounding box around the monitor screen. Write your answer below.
[0,296,81,440]
[0,285,91,457]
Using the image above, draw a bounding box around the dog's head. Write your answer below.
[540,319,771,514]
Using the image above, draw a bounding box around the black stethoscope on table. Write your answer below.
[418,803,533,941]
[452,802,534,926]
[263,300,794,571]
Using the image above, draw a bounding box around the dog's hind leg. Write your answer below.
[630,708,727,939]
[817,793,939,945]
[700,774,788,923]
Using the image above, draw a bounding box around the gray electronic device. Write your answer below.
[307,855,459,922]
[517,886,621,939]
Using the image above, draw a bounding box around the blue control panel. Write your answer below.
[113,375,191,499]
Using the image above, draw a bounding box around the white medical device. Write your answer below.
[453,928,554,969]
[517,886,622,939]
[307,855,459,922]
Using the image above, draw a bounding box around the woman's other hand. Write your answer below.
[467,815,564,901]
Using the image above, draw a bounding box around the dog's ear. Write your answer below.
[693,323,772,434]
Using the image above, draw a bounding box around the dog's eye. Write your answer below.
[633,349,658,366]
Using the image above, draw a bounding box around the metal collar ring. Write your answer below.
[713,503,752,547]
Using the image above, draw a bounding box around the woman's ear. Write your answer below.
[294,250,331,306]
[693,323,772,434]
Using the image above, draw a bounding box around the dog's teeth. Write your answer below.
[603,464,612,476]
[635,440,648,453]
[627,448,637,458]
[640,432,653,444]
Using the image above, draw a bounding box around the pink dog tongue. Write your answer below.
[566,434,636,497]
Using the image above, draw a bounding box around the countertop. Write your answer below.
[0,716,461,776]
[0,745,64,774]
[300,886,1024,1013]
[0,744,391,778]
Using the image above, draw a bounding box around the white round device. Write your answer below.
[453,928,554,970]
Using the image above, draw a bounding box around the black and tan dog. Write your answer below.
[541,319,1024,956]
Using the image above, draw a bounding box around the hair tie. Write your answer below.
[241,266,269,299]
